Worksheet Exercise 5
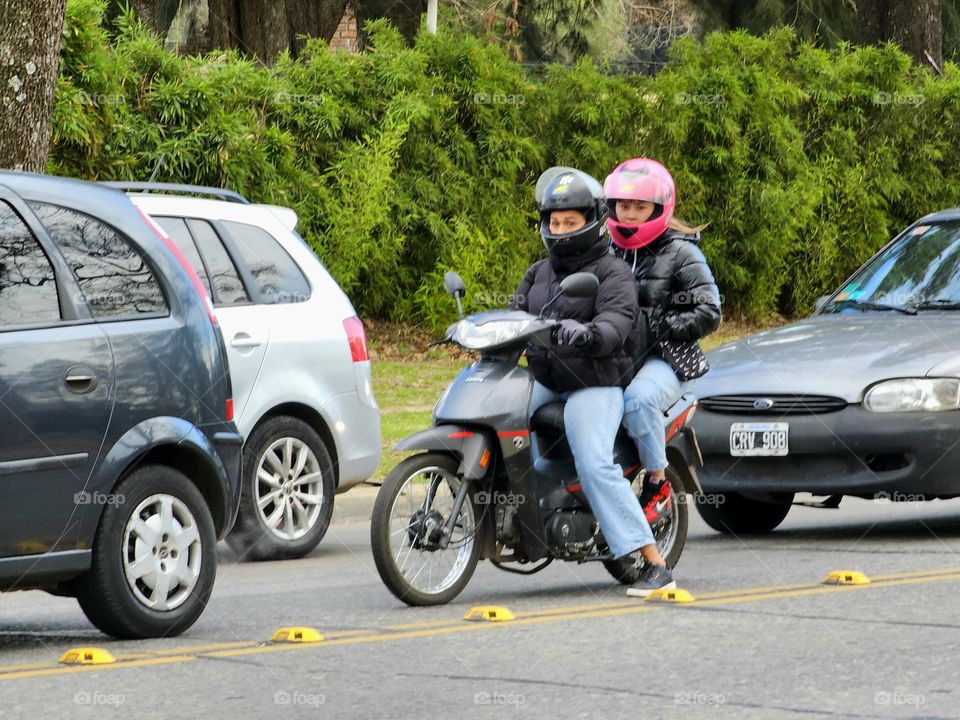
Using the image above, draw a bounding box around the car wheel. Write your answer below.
[226,416,336,561]
[696,492,794,534]
[73,464,217,639]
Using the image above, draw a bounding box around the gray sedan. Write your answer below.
[691,209,960,533]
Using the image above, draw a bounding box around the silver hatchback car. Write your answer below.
[111,183,381,560]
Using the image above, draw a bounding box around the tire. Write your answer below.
[73,464,217,639]
[226,416,336,561]
[371,453,481,606]
[696,491,794,535]
[603,465,689,585]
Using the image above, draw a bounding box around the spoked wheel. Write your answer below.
[371,453,481,606]
[603,464,689,585]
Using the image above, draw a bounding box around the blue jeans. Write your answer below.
[623,358,689,472]
[530,381,655,559]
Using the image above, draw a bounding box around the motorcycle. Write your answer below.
[371,271,704,606]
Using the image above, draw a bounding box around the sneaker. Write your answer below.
[626,564,676,598]
[639,476,672,524]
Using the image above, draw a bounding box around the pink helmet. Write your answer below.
[603,158,676,250]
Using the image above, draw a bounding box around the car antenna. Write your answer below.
[144,153,166,191]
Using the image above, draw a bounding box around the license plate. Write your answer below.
[729,422,789,457]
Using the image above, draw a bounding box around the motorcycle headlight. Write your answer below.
[455,318,533,350]
[863,378,960,413]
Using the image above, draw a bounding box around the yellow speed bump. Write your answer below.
[59,648,116,665]
[270,627,325,643]
[463,606,515,622]
[646,588,695,604]
[822,570,871,586]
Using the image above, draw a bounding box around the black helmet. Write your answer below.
[535,167,608,257]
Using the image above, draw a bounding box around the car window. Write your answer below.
[826,221,960,311]
[30,202,167,320]
[0,202,60,328]
[189,220,250,306]
[223,220,310,305]
[154,216,213,298]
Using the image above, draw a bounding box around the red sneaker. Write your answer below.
[640,478,672,524]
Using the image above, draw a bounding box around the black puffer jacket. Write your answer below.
[511,242,638,393]
[616,231,721,360]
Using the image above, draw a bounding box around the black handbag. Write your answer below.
[656,338,710,381]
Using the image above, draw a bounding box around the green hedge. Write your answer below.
[52,0,960,330]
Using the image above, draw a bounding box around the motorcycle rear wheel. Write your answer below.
[603,464,688,585]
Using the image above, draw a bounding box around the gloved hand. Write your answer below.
[555,319,593,348]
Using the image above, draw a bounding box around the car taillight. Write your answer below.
[225,398,234,422]
[137,208,218,327]
[343,316,369,362]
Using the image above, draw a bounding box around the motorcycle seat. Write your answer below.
[531,401,566,434]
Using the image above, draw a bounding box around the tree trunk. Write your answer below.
[0,0,67,172]
[286,0,349,56]
[204,0,349,60]
[857,0,942,67]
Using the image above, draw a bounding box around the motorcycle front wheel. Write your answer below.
[603,464,689,584]
[371,453,481,606]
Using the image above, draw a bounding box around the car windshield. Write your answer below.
[823,220,960,313]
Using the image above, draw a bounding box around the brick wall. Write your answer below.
[329,3,359,53]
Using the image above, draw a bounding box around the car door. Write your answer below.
[155,216,269,423]
[0,193,114,558]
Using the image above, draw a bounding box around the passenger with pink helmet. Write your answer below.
[604,158,722,597]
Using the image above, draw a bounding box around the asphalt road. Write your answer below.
[2,494,960,719]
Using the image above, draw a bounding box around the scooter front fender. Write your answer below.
[395,426,495,481]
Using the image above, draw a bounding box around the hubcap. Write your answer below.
[122,494,202,612]
[255,437,324,541]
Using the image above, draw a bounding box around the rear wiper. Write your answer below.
[828,299,917,315]
[911,300,960,311]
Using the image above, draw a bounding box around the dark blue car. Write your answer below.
[0,172,242,638]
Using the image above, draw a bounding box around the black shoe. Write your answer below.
[626,564,676,598]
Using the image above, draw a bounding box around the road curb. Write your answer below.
[332,485,380,525]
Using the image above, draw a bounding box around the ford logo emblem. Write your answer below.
[754,398,775,411]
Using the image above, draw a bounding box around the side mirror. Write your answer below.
[815,294,831,312]
[444,271,466,299]
[560,272,599,298]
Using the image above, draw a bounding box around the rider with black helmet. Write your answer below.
[510,168,674,596]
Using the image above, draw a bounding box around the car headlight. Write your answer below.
[455,318,532,350]
[863,378,960,412]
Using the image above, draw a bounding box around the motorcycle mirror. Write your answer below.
[560,272,599,298]
[443,271,466,319]
[444,271,466,299]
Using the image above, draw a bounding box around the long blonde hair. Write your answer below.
[669,218,709,234]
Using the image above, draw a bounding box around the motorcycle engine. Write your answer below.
[546,510,596,552]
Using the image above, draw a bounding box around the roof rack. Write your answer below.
[101,182,250,205]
